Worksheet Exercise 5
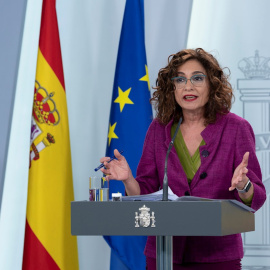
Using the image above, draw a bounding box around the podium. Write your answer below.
[71,200,254,269]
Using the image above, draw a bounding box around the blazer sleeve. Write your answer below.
[233,118,266,211]
[136,120,161,195]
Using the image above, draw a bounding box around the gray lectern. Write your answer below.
[71,200,254,270]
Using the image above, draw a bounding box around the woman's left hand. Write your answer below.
[229,152,249,191]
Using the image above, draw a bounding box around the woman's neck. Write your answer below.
[181,110,205,128]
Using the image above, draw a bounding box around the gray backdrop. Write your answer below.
[0,0,27,211]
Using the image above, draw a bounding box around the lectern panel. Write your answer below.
[71,200,254,236]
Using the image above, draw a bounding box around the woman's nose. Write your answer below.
[184,79,193,90]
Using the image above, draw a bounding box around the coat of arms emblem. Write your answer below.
[135,205,156,228]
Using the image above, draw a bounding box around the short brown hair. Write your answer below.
[151,48,234,125]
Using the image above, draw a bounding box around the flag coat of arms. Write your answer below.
[104,0,152,269]
[22,0,79,269]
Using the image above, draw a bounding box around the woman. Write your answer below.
[100,48,266,269]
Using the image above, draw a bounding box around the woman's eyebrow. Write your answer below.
[177,70,205,76]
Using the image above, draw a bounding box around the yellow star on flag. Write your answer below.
[139,65,150,90]
[114,87,134,112]
[108,122,119,146]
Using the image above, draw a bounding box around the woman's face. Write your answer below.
[173,59,209,117]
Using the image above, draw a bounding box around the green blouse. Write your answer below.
[171,123,205,184]
[171,123,253,206]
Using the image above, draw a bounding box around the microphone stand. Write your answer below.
[162,117,182,201]
[157,117,182,270]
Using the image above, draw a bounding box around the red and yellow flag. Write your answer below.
[22,0,79,269]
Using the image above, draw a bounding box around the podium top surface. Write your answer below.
[71,200,254,236]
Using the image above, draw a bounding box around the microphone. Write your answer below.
[162,117,182,201]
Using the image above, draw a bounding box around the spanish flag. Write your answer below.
[22,0,79,269]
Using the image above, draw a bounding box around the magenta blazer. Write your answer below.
[136,112,266,263]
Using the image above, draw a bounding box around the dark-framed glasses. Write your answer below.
[171,74,207,89]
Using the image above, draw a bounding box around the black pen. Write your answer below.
[94,150,124,171]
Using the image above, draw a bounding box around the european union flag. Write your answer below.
[104,0,152,269]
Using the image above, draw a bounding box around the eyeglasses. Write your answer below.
[171,74,207,89]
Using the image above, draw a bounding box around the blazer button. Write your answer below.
[200,172,207,179]
[184,191,190,196]
[201,150,209,157]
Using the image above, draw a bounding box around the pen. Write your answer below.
[94,150,124,171]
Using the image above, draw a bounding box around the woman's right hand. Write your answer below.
[100,149,132,182]
[100,149,141,196]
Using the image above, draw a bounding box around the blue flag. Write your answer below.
[104,0,152,269]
